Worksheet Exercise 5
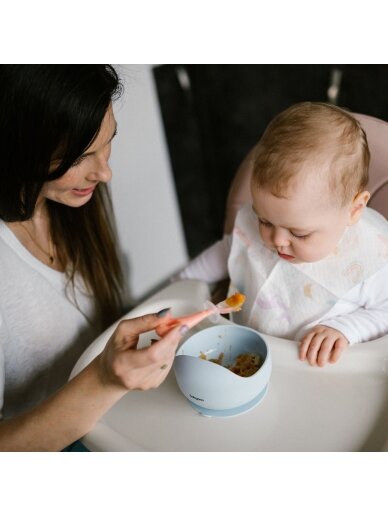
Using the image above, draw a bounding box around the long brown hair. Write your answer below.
[48,185,123,328]
[0,65,124,327]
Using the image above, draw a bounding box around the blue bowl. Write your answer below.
[174,324,272,417]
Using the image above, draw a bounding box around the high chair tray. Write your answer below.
[70,279,388,451]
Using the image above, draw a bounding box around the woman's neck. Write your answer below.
[7,201,64,272]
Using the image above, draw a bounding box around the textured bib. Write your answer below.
[228,204,388,339]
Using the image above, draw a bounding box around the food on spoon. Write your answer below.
[224,292,246,310]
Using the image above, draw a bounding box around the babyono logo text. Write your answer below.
[189,394,204,402]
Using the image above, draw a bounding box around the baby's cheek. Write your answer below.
[259,226,271,245]
[299,240,331,262]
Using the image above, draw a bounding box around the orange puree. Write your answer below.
[225,292,246,308]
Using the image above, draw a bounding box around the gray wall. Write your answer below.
[110,65,188,303]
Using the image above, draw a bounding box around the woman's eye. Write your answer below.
[71,155,87,167]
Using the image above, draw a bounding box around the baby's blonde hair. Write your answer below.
[252,102,370,206]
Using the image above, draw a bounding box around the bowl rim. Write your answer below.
[175,324,271,379]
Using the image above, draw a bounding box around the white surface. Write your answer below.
[70,280,388,451]
[109,64,187,303]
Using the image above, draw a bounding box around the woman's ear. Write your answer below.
[348,190,370,225]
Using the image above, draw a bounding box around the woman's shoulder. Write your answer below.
[0,219,18,250]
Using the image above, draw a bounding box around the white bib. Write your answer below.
[228,204,388,339]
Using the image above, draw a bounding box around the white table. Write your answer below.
[70,280,388,451]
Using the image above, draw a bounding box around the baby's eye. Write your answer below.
[290,231,310,239]
[258,218,272,227]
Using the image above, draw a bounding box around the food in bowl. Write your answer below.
[174,324,272,415]
[199,351,262,377]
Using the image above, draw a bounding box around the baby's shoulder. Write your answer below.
[361,207,388,233]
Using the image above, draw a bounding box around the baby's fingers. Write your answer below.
[329,338,348,364]
[299,331,315,361]
[305,333,329,366]
[316,337,336,367]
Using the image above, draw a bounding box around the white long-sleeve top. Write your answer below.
[176,218,388,345]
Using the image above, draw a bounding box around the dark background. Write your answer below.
[153,65,388,258]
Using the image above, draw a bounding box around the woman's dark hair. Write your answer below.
[0,65,124,326]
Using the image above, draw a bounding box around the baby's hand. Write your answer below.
[299,325,349,367]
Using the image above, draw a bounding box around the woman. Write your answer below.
[0,65,187,451]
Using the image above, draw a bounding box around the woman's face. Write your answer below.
[39,105,117,208]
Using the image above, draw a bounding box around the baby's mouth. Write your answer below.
[277,251,295,260]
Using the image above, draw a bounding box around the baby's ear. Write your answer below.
[348,190,370,225]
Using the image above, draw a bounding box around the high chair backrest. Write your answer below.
[224,112,388,234]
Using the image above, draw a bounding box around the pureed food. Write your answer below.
[224,292,246,308]
[199,351,262,377]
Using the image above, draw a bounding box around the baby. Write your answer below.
[177,102,388,366]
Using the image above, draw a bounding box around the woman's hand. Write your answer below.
[299,325,349,367]
[0,311,187,452]
[97,311,188,391]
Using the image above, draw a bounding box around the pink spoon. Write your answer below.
[155,292,246,337]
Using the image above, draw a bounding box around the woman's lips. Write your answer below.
[278,252,295,260]
[72,186,96,197]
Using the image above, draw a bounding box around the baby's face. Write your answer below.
[251,175,354,263]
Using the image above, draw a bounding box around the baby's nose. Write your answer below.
[272,227,291,247]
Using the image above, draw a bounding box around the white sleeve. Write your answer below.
[318,263,388,345]
[173,234,232,284]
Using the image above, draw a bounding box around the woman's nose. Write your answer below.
[271,227,291,247]
[87,157,112,184]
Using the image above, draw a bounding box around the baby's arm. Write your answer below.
[319,263,388,345]
[173,234,232,283]
[299,263,388,366]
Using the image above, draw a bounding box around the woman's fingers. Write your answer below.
[130,323,188,370]
[114,310,172,349]
[151,323,189,355]
[100,320,188,391]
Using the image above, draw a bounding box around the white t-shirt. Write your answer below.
[0,221,102,420]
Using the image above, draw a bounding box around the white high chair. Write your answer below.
[224,112,388,234]
[70,111,388,452]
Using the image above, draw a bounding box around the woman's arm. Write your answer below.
[0,313,186,451]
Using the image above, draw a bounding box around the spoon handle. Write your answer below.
[155,308,217,337]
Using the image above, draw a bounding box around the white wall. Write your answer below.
[109,65,188,303]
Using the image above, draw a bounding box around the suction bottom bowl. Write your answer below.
[174,324,272,417]
[188,384,269,418]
